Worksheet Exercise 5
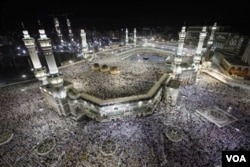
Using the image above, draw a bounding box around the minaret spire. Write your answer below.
[177,26,186,56]
[207,22,217,45]
[38,29,63,87]
[80,29,88,58]
[134,28,136,47]
[193,27,207,74]
[38,19,41,27]
[22,29,47,85]
[125,28,128,45]
[37,19,44,29]
[66,17,74,41]
[21,22,25,30]
[54,17,63,44]
[196,26,207,54]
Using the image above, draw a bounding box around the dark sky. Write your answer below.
[1,0,249,34]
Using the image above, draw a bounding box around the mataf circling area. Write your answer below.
[62,55,167,99]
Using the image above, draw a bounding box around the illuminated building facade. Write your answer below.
[67,73,173,121]
[22,23,223,122]
[173,26,201,84]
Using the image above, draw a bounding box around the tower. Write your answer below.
[54,18,63,43]
[173,26,186,79]
[66,17,74,41]
[80,29,88,58]
[205,23,217,60]
[207,22,217,45]
[177,26,186,56]
[38,29,63,87]
[134,28,137,46]
[22,29,47,85]
[172,56,182,79]
[193,27,207,73]
[125,28,128,45]
[38,28,69,116]
[196,26,207,55]
[241,39,250,65]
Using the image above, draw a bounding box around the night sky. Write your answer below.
[1,0,249,34]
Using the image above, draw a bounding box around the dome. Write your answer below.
[110,66,118,71]
[68,89,80,99]
[100,64,110,72]
[91,63,100,71]
[110,66,120,75]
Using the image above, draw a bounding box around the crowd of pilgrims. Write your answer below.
[0,57,250,166]
[61,56,167,99]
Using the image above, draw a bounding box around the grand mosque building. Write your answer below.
[22,19,249,122]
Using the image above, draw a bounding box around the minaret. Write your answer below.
[54,17,63,43]
[134,28,136,46]
[66,17,74,41]
[193,27,207,76]
[22,28,47,84]
[80,29,88,58]
[205,23,217,60]
[177,26,186,56]
[241,39,250,65]
[38,29,63,87]
[125,28,128,45]
[173,56,182,79]
[207,22,217,45]
[196,26,207,55]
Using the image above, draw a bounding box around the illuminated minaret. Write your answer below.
[134,28,137,46]
[66,17,74,41]
[80,29,88,53]
[196,26,207,55]
[207,22,217,45]
[241,40,250,65]
[125,28,128,45]
[22,28,47,84]
[38,29,63,87]
[193,27,207,74]
[54,17,63,43]
[205,23,217,60]
[177,26,186,56]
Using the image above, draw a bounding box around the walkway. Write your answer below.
[201,69,250,90]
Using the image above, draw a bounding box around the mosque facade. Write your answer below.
[22,20,217,122]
